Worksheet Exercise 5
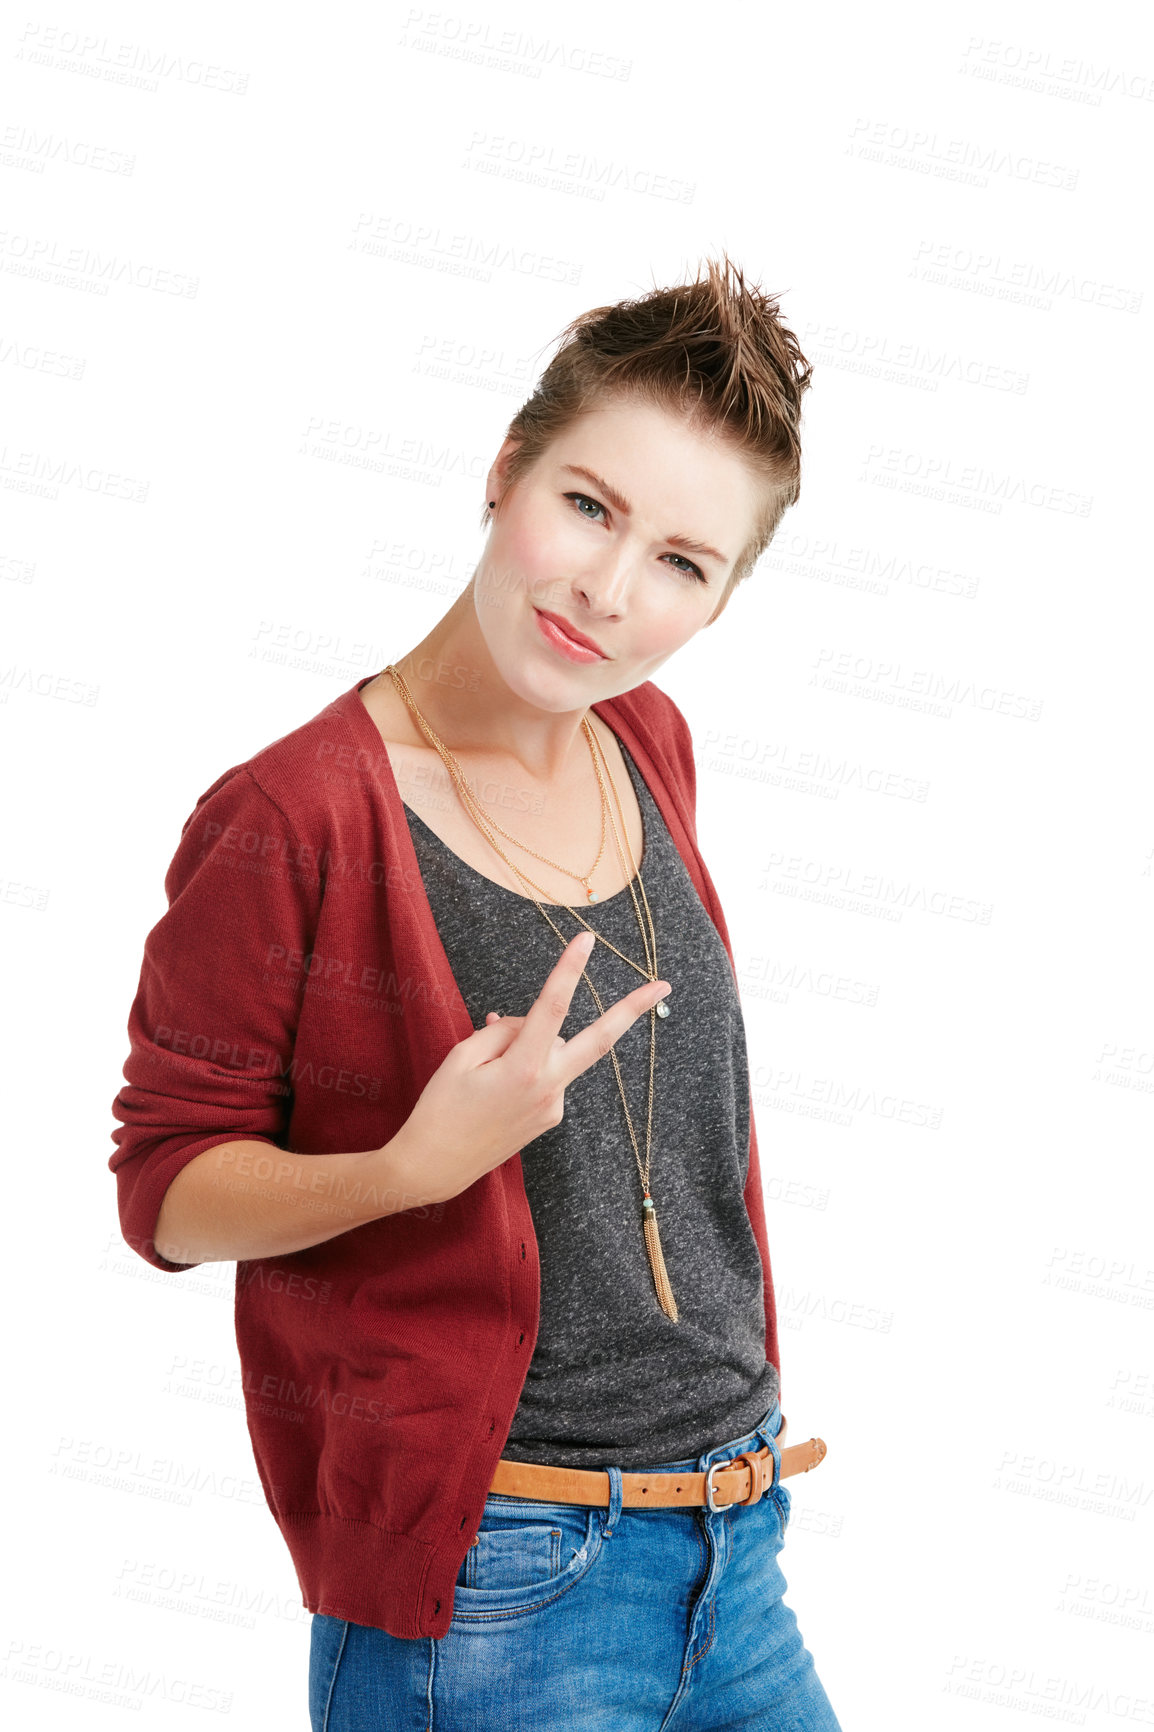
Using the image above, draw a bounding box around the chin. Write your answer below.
[506,662,599,712]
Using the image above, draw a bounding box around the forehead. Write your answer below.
[545,398,760,516]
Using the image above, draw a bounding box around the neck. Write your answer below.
[390,585,606,784]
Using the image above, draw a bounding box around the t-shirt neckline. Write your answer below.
[338,674,649,909]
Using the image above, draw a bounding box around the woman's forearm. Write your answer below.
[152,1134,433,1265]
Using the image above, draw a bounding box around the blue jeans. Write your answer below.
[309,1398,842,1730]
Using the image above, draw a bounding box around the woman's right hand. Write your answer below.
[387,931,671,1207]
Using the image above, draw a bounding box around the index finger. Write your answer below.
[514,931,598,1068]
[552,972,672,1091]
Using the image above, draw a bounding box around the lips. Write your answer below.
[533,608,607,658]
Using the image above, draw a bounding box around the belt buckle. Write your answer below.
[704,1458,729,1513]
[705,1446,775,1513]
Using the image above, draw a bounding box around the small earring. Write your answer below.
[488,500,495,509]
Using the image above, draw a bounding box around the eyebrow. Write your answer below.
[560,465,730,567]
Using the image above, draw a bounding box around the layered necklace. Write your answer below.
[385,663,679,1322]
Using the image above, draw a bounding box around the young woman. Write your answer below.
[110,256,842,1729]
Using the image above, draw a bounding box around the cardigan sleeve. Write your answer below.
[108,766,323,1272]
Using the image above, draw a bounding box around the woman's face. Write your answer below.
[473,397,764,708]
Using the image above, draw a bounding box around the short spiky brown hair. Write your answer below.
[485,254,813,622]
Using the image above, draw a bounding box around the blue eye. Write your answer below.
[663,552,707,583]
[564,491,607,522]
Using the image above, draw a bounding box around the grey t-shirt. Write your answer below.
[401,739,779,1467]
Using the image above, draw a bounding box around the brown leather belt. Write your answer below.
[488,1413,827,1513]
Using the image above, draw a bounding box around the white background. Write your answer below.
[3,1,1152,1726]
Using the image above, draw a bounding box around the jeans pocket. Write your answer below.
[451,1496,603,1622]
[308,1613,350,1732]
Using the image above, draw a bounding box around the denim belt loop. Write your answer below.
[602,1464,624,1537]
[756,1404,784,1494]
[762,1431,782,1494]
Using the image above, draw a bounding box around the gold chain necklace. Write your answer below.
[385,663,679,1321]
[392,681,612,902]
[386,668,669,993]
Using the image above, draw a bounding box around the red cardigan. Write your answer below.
[109,673,780,1641]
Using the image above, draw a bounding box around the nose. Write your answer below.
[574,541,633,616]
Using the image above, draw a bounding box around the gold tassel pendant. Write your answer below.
[641,1197,679,1322]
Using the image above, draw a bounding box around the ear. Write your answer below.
[484,435,523,512]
